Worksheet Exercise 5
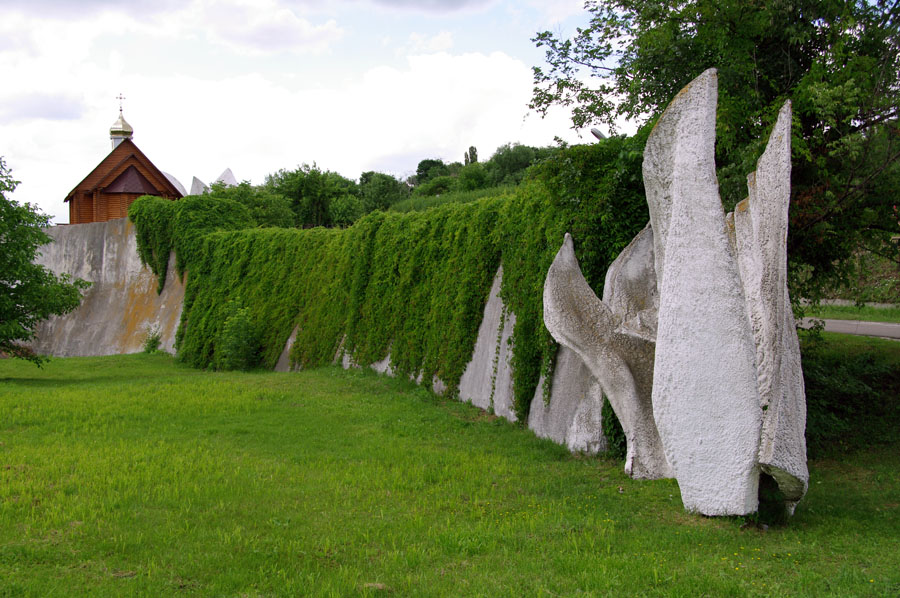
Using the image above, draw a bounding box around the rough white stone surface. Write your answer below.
[644,68,762,515]
[215,168,238,187]
[163,171,187,196]
[190,176,208,196]
[29,219,185,356]
[544,233,670,479]
[729,102,808,508]
[603,225,659,337]
[458,266,517,421]
[528,346,606,454]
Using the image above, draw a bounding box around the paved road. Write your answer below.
[800,318,900,340]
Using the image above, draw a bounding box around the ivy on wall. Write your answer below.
[128,136,649,421]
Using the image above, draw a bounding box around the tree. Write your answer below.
[414,158,450,186]
[265,164,359,228]
[328,193,364,227]
[484,143,553,186]
[0,157,90,365]
[359,171,410,212]
[531,0,900,301]
[206,181,295,228]
[457,162,488,191]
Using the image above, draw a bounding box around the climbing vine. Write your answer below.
[129,137,649,420]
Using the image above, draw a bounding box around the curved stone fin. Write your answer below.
[602,223,659,338]
[645,68,762,515]
[543,233,671,479]
[732,101,808,504]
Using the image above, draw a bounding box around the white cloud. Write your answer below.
[0,93,85,124]
[144,50,582,185]
[404,31,454,54]
[365,0,492,12]
[530,0,587,24]
[195,0,345,55]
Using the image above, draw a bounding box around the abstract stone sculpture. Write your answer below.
[544,229,671,480]
[543,68,808,516]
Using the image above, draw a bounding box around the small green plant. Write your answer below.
[142,325,162,353]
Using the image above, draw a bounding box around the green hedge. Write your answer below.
[129,137,649,420]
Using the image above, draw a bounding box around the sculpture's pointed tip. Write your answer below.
[777,100,792,126]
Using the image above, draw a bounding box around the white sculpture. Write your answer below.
[544,229,671,480]
[190,176,209,196]
[543,68,808,516]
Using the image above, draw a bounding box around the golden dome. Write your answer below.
[110,109,133,138]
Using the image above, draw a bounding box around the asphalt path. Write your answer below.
[800,318,900,340]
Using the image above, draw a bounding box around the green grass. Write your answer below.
[1,354,898,597]
[805,304,900,323]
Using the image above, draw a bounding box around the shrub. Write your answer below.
[457,163,488,191]
[142,326,162,354]
[801,335,900,457]
[215,303,260,371]
[413,175,457,197]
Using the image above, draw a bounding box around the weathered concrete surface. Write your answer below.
[644,68,762,514]
[544,233,670,479]
[190,176,208,196]
[29,218,185,356]
[458,266,517,421]
[528,346,606,454]
[729,102,808,509]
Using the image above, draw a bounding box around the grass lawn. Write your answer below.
[805,304,900,324]
[1,354,898,597]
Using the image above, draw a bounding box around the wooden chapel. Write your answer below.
[65,106,183,224]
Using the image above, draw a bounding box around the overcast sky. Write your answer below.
[0,0,619,223]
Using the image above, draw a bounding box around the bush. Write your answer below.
[457,163,488,191]
[413,175,457,197]
[215,303,260,371]
[142,326,162,354]
[801,334,900,457]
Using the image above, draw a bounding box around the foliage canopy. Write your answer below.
[531,0,900,301]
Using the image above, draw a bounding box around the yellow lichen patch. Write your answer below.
[118,274,166,352]
[736,198,750,213]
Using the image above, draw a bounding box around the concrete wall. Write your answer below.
[29,218,185,356]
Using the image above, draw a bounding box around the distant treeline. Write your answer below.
[195,142,559,230]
